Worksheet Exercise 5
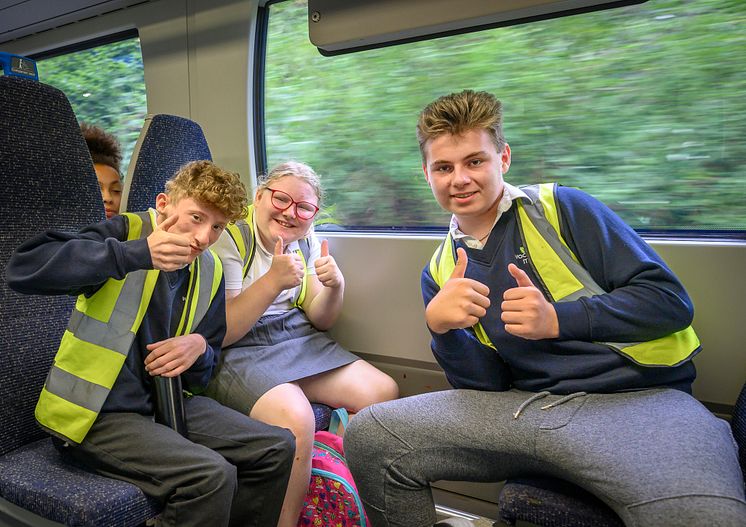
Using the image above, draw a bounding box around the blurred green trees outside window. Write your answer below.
[264,0,746,234]
[38,36,147,179]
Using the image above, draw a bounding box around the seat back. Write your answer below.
[0,76,104,456]
[121,114,212,213]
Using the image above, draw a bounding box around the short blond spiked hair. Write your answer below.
[416,90,506,161]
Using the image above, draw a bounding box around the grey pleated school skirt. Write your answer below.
[205,309,359,412]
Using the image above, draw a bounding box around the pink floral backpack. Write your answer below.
[297,409,369,527]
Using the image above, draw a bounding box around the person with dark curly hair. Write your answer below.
[81,122,123,219]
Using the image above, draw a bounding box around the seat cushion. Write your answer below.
[498,477,623,527]
[0,438,160,527]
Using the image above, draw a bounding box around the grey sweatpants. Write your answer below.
[344,388,746,527]
[57,395,295,527]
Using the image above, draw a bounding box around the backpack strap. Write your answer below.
[328,407,350,434]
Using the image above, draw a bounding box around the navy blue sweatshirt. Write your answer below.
[5,214,226,415]
[421,186,697,394]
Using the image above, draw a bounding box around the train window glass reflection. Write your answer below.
[264,0,746,235]
[37,36,147,178]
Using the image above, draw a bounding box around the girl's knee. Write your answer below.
[376,373,400,402]
[254,387,317,442]
[351,372,399,410]
[289,409,316,435]
[278,403,316,446]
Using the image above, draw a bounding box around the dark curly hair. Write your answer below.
[80,122,122,177]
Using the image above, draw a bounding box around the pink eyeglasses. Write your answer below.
[266,188,319,220]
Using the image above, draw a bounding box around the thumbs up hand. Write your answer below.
[314,239,344,289]
[450,246,469,279]
[426,247,491,334]
[501,263,559,339]
[147,213,192,271]
[267,237,305,292]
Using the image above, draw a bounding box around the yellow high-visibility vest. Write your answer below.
[35,210,223,444]
[225,204,310,308]
[428,183,699,367]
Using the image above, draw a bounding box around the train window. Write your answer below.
[34,34,147,177]
[263,0,745,237]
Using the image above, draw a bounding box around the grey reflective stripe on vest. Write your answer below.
[64,303,141,355]
[184,251,217,334]
[45,365,110,413]
[432,240,446,275]
[297,238,310,263]
[138,210,156,237]
[230,219,253,278]
[234,220,251,242]
[518,185,606,301]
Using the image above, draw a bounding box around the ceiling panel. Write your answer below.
[0,0,155,44]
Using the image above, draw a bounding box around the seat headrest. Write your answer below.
[122,114,212,213]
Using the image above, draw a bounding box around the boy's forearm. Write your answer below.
[6,220,150,295]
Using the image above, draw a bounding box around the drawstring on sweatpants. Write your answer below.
[513,391,587,419]
[541,392,587,410]
[513,391,550,419]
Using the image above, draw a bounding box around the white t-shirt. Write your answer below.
[212,213,321,315]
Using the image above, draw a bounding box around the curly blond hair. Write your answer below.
[416,90,506,161]
[165,160,248,223]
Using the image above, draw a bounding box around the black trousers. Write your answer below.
[58,395,295,527]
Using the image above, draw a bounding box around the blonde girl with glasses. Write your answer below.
[207,161,399,527]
